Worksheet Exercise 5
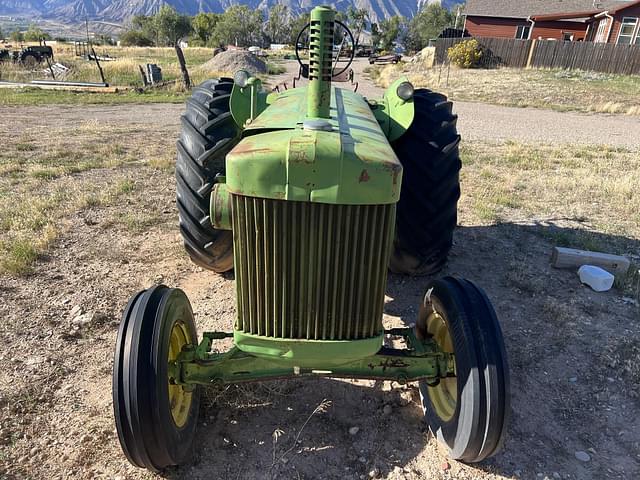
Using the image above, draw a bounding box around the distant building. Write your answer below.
[463,0,640,43]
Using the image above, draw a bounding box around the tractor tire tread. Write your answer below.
[390,88,461,276]
[176,78,239,272]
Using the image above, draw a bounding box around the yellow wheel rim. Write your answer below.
[426,310,457,422]
[168,321,193,428]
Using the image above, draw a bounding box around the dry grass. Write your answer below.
[0,45,216,86]
[371,63,640,116]
[459,140,640,298]
[459,141,640,242]
[0,44,284,103]
[0,45,227,105]
[0,121,175,274]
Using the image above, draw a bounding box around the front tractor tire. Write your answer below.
[113,286,200,471]
[417,277,510,463]
[391,89,462,276]
[176,78,240,273]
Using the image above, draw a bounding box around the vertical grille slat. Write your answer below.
[232,195,395,341]
[329,205,342,339]
[289,202,298,338]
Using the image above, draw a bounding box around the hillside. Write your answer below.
[0,0,463,25]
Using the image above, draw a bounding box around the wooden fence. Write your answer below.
[435,37,532,68]
[530,40,640,75]
[435,37,640,75]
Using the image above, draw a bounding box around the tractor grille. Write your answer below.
[232,195,395,340]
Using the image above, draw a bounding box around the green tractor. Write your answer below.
[113,6,510,472]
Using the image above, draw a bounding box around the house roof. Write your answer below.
[464,0,635,19]
[608,0,640,13]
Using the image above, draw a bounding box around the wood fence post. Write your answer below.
[175,43,191,90]
[526,39,537,68]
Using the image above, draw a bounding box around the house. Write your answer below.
[583,1,640,43]
[463,0,640,43]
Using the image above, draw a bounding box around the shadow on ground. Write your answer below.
[161,221,640,480]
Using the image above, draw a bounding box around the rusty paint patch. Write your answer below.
[231,143,273,155]
[292,150,309,163]
[378,358,411,371]
[359,169,370,183]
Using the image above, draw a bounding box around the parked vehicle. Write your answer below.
[369,53,402,64]
[355,45,374,57]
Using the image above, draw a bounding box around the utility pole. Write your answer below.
[85,17,90,47]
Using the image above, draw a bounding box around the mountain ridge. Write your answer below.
[1,0,463,25]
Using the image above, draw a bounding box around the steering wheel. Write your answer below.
[294,20,356,79]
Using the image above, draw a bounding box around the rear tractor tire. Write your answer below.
[176,78,240,273]
[113,286,200,471]
[417,277,510,463]
[390,89,462,276]
[19,52,39,67]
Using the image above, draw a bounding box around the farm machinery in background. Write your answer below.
[0,43,53,66]
[112,6,511,472]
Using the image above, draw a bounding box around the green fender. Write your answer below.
[371,77,415,143]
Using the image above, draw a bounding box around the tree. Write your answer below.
[334,10,347,23]
[131,15,159,45]
[288,13,309,46]
[192,12,219,45]
[210,6,264,47]
[155,5,192,46]
[370,22,381,49]
[405,3,454,51]
[120,30,154,47]
[379,16,403,51]
[23,25,50,42]
[346,7,368,48]
[265,4,289,45]
[10,30,24,43]
[96,34,116,45]
[452,2,466,29]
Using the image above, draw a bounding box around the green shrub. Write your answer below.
[120,30,155,47]
[447,39,483,68]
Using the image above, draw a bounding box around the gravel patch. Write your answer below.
[200,50,267,75]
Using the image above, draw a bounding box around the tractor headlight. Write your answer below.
[396,81,414,101]
[234,70,251,88]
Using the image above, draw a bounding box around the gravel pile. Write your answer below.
[200,50,267,75]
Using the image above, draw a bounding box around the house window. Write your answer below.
[515,25,531,39]
[562,32,574,41]
[594,19,608,42]
[617,17,638,44]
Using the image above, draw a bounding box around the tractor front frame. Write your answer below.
[169,328,456,387]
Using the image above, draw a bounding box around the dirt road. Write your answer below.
[1,60,639,480]
[2,58,638,148]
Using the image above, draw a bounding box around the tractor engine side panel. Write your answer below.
[232,194,395,340]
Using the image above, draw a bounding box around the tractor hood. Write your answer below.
[225,86,402,205]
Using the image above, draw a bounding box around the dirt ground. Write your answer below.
[1,60,639,480]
